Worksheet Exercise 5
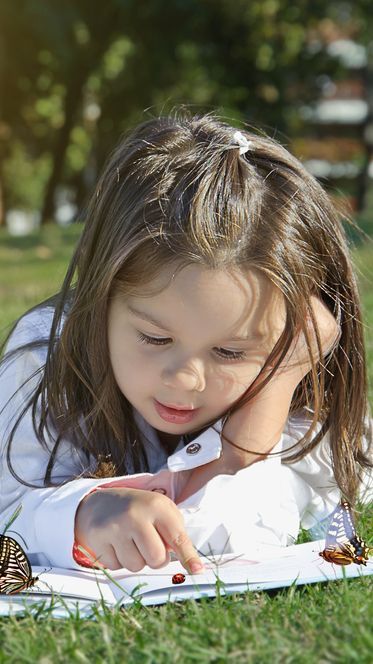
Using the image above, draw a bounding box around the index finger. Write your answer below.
[157,521,204,574]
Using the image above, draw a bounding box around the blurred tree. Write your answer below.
[85,0,340,212]
[0,0,358,224]
[0,0,46,225]
[300,0,373,212]
[94,0,338,161]
[0,1,129,223]
[344,0,373,212]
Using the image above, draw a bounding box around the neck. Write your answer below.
[156,430,182,454]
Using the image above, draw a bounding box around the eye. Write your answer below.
[213,347,247,361]
[137,332,172,346]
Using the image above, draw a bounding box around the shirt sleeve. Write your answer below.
[177,450,301,560]
[0,310,108,569]
[283,415,372,529]
[177,414,372,558]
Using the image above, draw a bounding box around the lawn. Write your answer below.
[0,225,372,663]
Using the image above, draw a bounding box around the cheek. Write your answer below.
[109,340,146,392]
[212,361,263,402]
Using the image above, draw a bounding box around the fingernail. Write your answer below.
[189,560,204,574]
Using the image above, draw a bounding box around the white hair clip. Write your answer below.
[232,130,252,155]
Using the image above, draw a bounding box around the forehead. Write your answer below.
[128,263,278,335]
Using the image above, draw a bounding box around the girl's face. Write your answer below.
[107,264,285,440]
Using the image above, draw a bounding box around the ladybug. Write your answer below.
[172,573,186,584]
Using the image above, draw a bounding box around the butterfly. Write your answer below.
[0,534,39,594]
[319,500,370,566]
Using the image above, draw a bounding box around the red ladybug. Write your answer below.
[172,573,186,584]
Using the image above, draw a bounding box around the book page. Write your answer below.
[106,540,373,604]
[3,540,372,610]
[16,567,118,603]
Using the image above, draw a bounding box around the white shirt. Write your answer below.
[0,308,370,569]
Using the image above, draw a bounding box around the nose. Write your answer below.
[161,357,206,393]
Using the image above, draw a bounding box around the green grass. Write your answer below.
[0,224,82,341]
[0,225,372,663]
[0,576,372,663]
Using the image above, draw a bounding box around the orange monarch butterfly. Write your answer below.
[319,500,370,566]
[0,535,39,594]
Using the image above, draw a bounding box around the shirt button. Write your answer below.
[186,443,201,455]
[151,487,167,495]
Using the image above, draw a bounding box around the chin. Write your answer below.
[153,419,200,435]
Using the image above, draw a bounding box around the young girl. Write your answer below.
[0,113,371,574]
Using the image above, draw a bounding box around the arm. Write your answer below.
[0,311,104,568]
[177,297,340,501]
[1,312,203,573]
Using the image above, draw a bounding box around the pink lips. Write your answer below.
[153,399,200,424]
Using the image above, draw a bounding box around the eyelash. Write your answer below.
[136,332,247,361]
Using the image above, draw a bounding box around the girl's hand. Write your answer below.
[274,295,340,386]
[177,297,340,502]
[74,487,204,573]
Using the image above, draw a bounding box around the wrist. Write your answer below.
[220,437,276,470]
[221,372,295,461]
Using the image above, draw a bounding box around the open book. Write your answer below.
[1,540,372,619]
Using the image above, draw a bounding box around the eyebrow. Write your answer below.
[128,305,170,330]
[128,304,253,343]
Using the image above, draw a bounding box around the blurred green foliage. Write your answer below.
[3,142,51,210]
[0,0,372,223]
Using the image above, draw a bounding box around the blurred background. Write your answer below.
[0,0,372,233]
[0,0,373,372]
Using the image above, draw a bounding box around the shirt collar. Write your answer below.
[134,410,284,473]
[168,422,284,472]
[167,421,223,471]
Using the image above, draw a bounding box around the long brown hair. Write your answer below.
[1,112,371,501]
